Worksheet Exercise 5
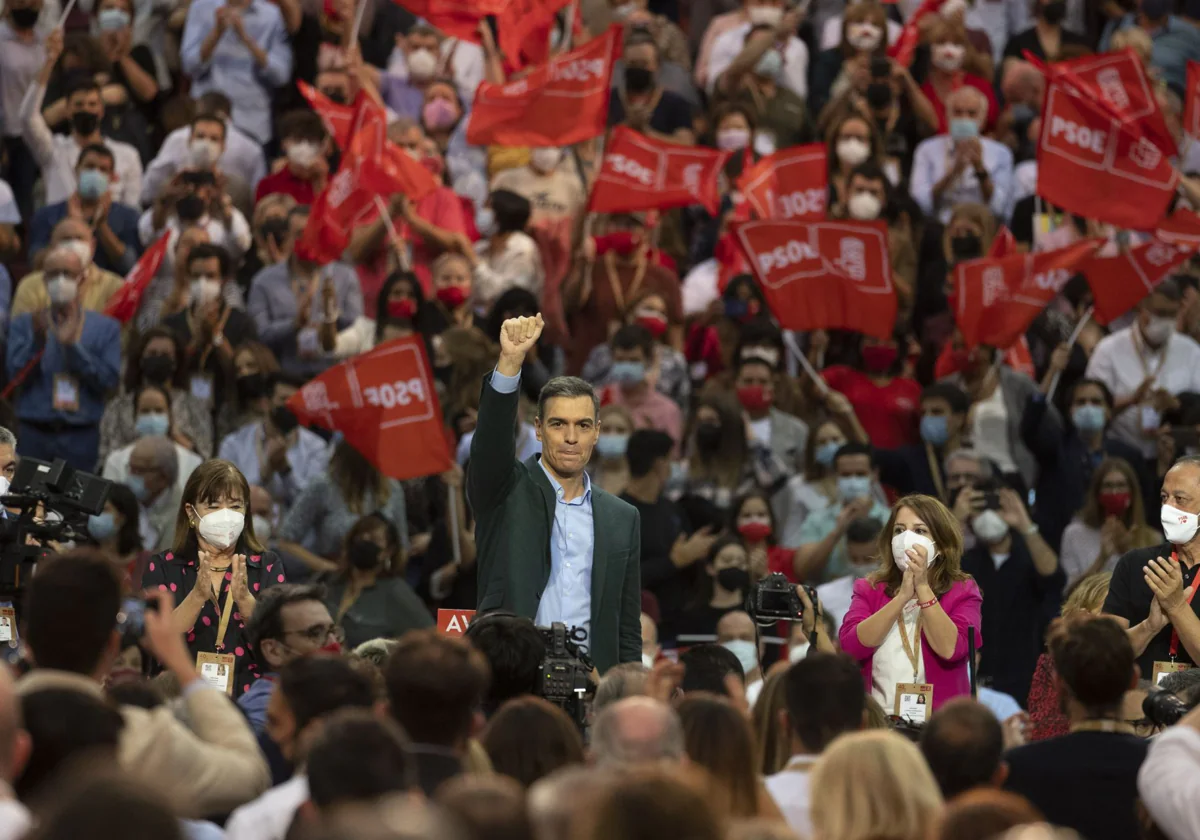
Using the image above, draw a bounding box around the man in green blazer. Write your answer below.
[467,313,642,674]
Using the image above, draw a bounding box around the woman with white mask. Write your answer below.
[840,494,981,719]
[141,458,284,699]
[920,18,999,136]
[826,112,882,210]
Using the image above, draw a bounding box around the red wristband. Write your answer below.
[918,598,938,609]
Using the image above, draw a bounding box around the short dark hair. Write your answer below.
[25,550,122,675]
[611,324,654,359]
[65,77,101,102]
[464,613,545,715]
[537,377,599,422]
[244,583,327,654]
[626,429,674,478]
[1049,615,1135,715]
[196,91,232,119]
[17,689,125,801]
[845,516,883,545]
[278,109,328,144]
[77,143,114,170]
[849,160,890,189]
[679,645,744,695]
[191,114,226,140]
[783,652,864,753]
[833,441,875,470]
[186,242,232,279]
[921,382,970,415]
[1150,277,1183,304]
[33,775,183,840]
[920,699,1004,799]
[384,629,491,747]
[306,709,415,808]
[479,696,585,787]
[278,655,376,731]
[1069,377,1114,410]
[490,189,532,235]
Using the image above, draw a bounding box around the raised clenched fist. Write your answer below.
[499,314,544,363]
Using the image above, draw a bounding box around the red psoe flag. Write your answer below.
[587,126,729,215]
[286,336,453,481]
[496,0,572,70]
[347,97,438,202]
[390,0,496,42]
[1188,61,1200,138]
[989,226,1018,258]
[954,239,1101,349]
[466,26,619,147]
[1155,209,1200,247]
[103,232,171,323]
[1081,239,1197,326]
[733,219,896,339]
[888,0,946,67]
[737,143,827,221]
[298,81,354,149]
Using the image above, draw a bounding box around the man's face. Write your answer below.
[129,447,167,498]
[535,396,600,479]
[846,539,876,569]
[271,383,297,413]
[948,96,984,127]
[921,396,961,438]
[1163,463,1200,516]
[316,70,352,103]
[391,127,424,158]
[192,118,226,154]
[190,256,222,286]
[68,89,103,123]
[407,31,440,54]
[735,361,774,392]
[640,613,658,658]
[624,42,658,75]
[1070,383,1108,418]
[260,600,337,669]
[0,445,15,487]
[1138,292,1180,334]
[835,453,872,480]
[847,174,886,207]
[716,612,755,645]
[43,249,83,286]
[78,150,114,179]
[265,689,299,762]
[945,456,982,496]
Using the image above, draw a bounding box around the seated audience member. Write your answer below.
[480,696,585,788]
[11,217,125,318]
[608,29,695,144]
[920,699,1008,800]
[464,612,547,716]
[815,516,882,627]
[680,643,745,696]
[583,290,690,410]
[717,610,763,703]
[591,697,686,768]
[255,110,331,204]
[934,790,1045,840]
[677,694,774,818]
[100,384,202,495]
[676,540,755,639]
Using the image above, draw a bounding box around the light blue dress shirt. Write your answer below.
[216,421,332,510]
[490,369,595,642]
[909,134,1014,224]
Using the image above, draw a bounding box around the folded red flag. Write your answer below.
[103,232,171,323]
[588,126,729,215]
[737,143,827,221]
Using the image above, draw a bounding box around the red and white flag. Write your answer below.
[588,126,729,215]
[737,143,827,221]
[1081,239,1197,326]
[103,233,171,323]
[1187,61,1200,138]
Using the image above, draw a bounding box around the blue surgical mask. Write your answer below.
[595,433,629,458]
[1072,404,1107,433]
[125,474,149,502]
[722,639,759,675]
[78,168,109,200]
[814,441,843,468]
[476,207,496,237]
[1010,102,1036,126]
[87,511,117,541]
[97,7,131,30]
[950,118,979,140]
[135,413,170,438]
[920,415,949,446]
[611,361,646,386]
[837,475,872,502]
[755,49,782,79]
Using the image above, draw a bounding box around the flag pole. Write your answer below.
[374,195,411,271]
[782,332,829,396]
[1045,306,1094,403]
[348,0,368,47]
[57,0,77,28]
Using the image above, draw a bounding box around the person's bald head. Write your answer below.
[0,666,30,784]
[716,610,756,644]
[43,245,84,281]
[590,697,685,768]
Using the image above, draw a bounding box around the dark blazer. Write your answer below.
[468,372,642,674]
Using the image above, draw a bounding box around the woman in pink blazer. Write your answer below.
[839,493,982,713]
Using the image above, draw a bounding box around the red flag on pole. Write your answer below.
[465,26,619,147]
[953,239,1101,349]
[733,219,897,339]
[989,226,1018,258]
[736,143,827,221]
[286,336,453,481]
[587,126,729,215]
[496,0,572,70]
[1155,209,1200,246]
[1188,61,1200,139]
[1081,239,1197,326]
[103,232,171,323]
[390,0,497,42]
[888,0,946,67]
[298,81,355,149]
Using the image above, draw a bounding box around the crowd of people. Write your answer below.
[1,0,1200,836]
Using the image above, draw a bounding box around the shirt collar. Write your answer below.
[538,457,591,504]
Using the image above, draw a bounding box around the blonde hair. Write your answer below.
[811,730,943,840]
[1062,572,1111,618]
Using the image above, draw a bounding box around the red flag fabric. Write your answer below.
[103,233,171,323]
[347,97,438,201]
[1155,210,1200,246]
[888,0,945,67]
[989,226,1018,258]
[1188,61,1200,138]
[391,0,495,41]
[1036,80,1178,230]
[954,239,1101,349]
[589,126,728,215]
[465,26,618,147]
[1081,239,1197,326]
[497,0,572,70]
[286,336,453,481]
[298,81,354,149]
[737,144,827,221]
[733,219,897,339]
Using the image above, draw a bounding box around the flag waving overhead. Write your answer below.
[298,81,354,149]
[733,219,896,339]
[466,26,619,147]
[103,233,171,323]
[737,144,827,221]
[1081,239,1197,326]
[287,336,453,481]
[588,126,729,215]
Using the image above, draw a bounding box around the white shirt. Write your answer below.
[456,423,541,466]
[816,575,857,628]
[765,756,819,838]
[332,316,377,359]
[225,775,309,840]
[138,208,252,257]
[749,415,772,447]
[706,24,809,99]
[1138,726,1200,840]
[681,257,720,318]
[472,232,544,314]
[0,797,30,840]
[1085,325,1200,456]
[142,123,268,207]
[871,598,925,713]
[0,179,18,224]
[971,383,1017,474]
[101,440,204,497]
[1059,519,1120,589]
[819,16,902,51]
[1012,160,1037,205]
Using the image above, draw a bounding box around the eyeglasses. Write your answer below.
[280,623,344,645]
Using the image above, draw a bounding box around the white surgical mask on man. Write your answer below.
[1162,504,1200,545]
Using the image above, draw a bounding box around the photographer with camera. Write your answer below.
[1104,455,1200,686]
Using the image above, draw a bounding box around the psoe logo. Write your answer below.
[834,238,866,281]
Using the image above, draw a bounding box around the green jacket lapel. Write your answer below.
[524,455,556,577]
[590,489,609,626]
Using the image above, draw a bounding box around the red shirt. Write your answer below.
[254,167,319,205]
[823,366,921,450]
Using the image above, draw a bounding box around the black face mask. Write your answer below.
[9,6,38,29]
[951,234,983,262]
[716,567,750,593]
[141,353,176,384]
[1041,0,1067,24]
[71,111,99,136]
[271,405,300,435]
[322,88,348,105]
[237,372,267,401]
[866,82,893,111]
[176,193,205,223]
[348,539,382,570]
[625,66,655,94]
[695,421,723,453]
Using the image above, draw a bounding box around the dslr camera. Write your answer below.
[747,572,816,626]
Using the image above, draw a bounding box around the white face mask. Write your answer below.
[845,22,882,51]
[971,509,1010,545]
[189,138,221,168]
[1162,504,1200,545]
[252,513,273,543]
[46,273,79,306]
[286,141,319,168]
[407,48,438,81]
[62,238,93,268]
[747,4,783,27]
[194,507,245,550]
[1142,315,1175,346]
[788,641,811,663]
[0,477,10,500]
[837,137,870,166]
[891,530,937,571]
[190,276,222,307]
[932,43,966,72]
[529,147,563,173]
[717,127,751,151]
[722,639,759,675]
[847,191,882,220]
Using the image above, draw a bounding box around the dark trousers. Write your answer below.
[18,421,101,474]
[2,136,37,228]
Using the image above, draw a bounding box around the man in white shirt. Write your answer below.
[765,652,865,837]
[0,662,30,840]
[1139,702,1200,840]
[1085,278,1200,457]
[20,29,142,209]
[705,0,808,99]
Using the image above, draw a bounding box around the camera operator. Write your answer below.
[464,612,546,716]
[1138,694,1200,840]
[1104,455,1200,683]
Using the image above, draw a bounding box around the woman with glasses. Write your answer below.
[319,513,432,650]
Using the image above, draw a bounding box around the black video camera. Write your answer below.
[536,622,595,731]
[747,572,815,627]
[1143,689,1194,728]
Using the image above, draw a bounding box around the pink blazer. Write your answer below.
[839,577,983,711]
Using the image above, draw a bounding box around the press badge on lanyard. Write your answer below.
[52,374,79,413]
[895,602,933,722]
[195,581,237,696]
[1152,552,1197,686]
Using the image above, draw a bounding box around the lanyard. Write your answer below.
[1132,328,1167,383]
[213,573,236,651]
[604,251,647,316]
[897,604,922,679]
[1169,551,1200,660]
